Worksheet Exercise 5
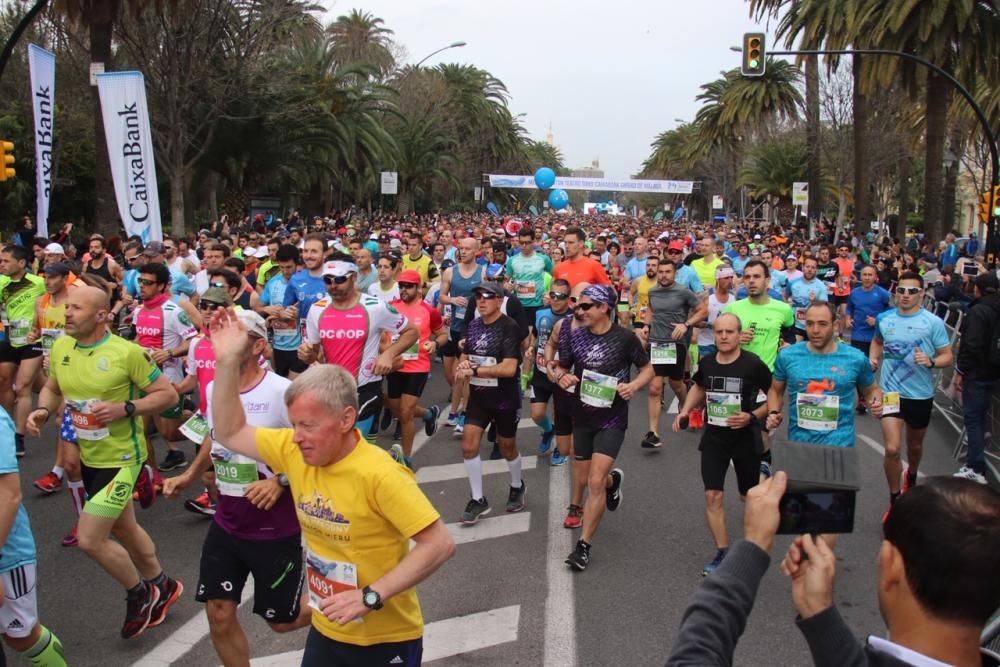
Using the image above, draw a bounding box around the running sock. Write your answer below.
[906,471,918,486]
[25,625,67,667]
[508,455,523,488]
[67,481,85,516]
[890,491,901,505]
[51,466,65,480]
[148,571,167,587]
[127,580,148,598]
[15,433,24,447]
[464,457,484,500]
[535,415,553,433]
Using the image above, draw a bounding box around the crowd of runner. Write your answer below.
[0,209,998,665]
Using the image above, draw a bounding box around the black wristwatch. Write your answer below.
[362,586,383,611]
[276,474,289,488]
[123,400,136,417]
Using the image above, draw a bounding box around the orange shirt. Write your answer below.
[553,257,610,290]
[833,257,854,296]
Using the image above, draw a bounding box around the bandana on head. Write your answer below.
[581,285,617,309]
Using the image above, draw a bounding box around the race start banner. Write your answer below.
[96,71,163,242]
[488,174,694,195]
[28,44,55,237]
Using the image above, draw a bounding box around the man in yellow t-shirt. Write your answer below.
[402,237,439,294]
[690,237,724,289]
[629,255,658,328]
[208,309,455,663]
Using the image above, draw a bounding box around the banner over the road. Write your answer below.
[96,71,163,242]
[28,44,55,237]
[488,174,694,195]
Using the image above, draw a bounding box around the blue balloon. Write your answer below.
[548,189,569,210]
[534,167,556,190]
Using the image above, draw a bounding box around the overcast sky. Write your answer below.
[320,0,782,179]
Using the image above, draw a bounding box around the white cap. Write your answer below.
[44,243,65,255]
[321,260,358,278]
[253,246,270,258]
[235,310,268,339]
[390,238,402,249]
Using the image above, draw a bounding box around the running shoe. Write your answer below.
[453,414,465,436]
[538,430,555,456]
[61,525,78,548]
[183,491,216,517]
[121,582,160,639]
[158,449,188,472]
[33,471,63,494]
[392,420,402,441]
[445,412,459,428]
[550,450,568,466]
[606,468,624,512]
[134,465,156,509]
[147,577,184,628]
[461,497,491,525]
[389,443,405,464]
[640,432,662,449]
[506,481,526,513]
[759,460,773,480]
[563,504,583,529]
[953,465,987,484]
[424,405,441,437]
[565,539,591,571]
[379,407,394,433]
[902,467,917,494]
[489,443,503,460]
[689,409,704,431]
[702,548,728,576]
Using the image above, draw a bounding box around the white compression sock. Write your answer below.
[52,466,64,479]
[464,456,484,500]
[67,480,85,515]
[508,455,523,488]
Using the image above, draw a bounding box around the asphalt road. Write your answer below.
[8,368,967,667]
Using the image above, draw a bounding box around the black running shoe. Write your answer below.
[424,405,440,437]
[461,497,491,524]
[147,576,183,627]
[121,582,160,639]
[606,468,624,511]
[565,539,591,571]
[640,431,662,449]
[158,449,188,472]
[506,481,526,513]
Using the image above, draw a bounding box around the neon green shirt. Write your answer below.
[49,333,161,468]
[1,273,44,347]
[723,297,795,371]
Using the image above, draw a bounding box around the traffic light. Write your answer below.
[993,184,1000,217]
[979,190,992,223]
[741,33,766,77]
[0,141,13,182]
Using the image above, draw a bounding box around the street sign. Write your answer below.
[380,171,398,195]
[792,182,808,207]
[712,195,723,210]
[474,186,483,202]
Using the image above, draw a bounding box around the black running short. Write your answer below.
[700,439,760,496]
[832,294,849,307]
[301,627,422,667]
[0,340,42,364]
[387,371,428,399]
[464,400,518,438]
[440,330,463,358]
[881,396,934,430]
[572,426,625,461]
[196,521,303,623]
[849,339,871,358]
[529,371,555,404]
[357,381,382,424]
[651,343,687,381]
[523,306,541,334]
[552,389,574,437]
[272,348,308,377]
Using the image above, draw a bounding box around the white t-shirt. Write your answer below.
[194,270,211,296]
[367,282,400,302]
[699,291,733,346]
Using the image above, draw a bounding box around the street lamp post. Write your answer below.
[414,41,467,68]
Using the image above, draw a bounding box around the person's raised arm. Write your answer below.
[208,308,263,460]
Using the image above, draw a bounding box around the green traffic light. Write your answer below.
[750,59,759,69]
[994,206,1000,217]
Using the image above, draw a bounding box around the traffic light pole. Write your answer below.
[766,47,999,268]
[0,0,49,82]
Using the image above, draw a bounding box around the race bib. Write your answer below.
[305,550,360,615]
[469,355,498,387]
[392,334,420,361]
[882,391,900,415]
[795,308,807,322]
[8,319,29,346]
[271,319,298,344]
[453,304,467,321]
[40,328,64,356]
[179,413,209,442]
[796,394,839,431]
[706,392,741,427]
[580,369,618,408]
[650,342,678,365]
[212,451,259,497]
[515,280,536,300]
[65,399,110,441]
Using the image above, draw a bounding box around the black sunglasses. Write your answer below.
[575,302,598,311]
[137,278,158,286]
[126,256,140,263]
[209,281,227,289]
[398,282,419,289]
[549,291,569,300]
[323,275,350,285]
[199,301,224,311]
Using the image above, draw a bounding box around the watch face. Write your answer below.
[364,591,378,606]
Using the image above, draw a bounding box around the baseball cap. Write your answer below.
[236,309,268,339]
[389,238,403,249]
[667,240,684,251]
[715,266,735,279]
[200,286,232,306]
[44,242,65,255]
[753,234,762,240]
[321,260,358,278]
[974,271,999,294]
[44,262,71,277]
[143,241,165,257]
[398,269,422,285]
[473,282,504,298]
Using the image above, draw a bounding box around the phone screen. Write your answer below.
[777,490,856,534]
[961,264,980,276]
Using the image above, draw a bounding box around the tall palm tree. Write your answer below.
[738,137,808,224]
[325,9,395,76]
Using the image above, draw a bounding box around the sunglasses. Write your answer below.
[323,275,350,285]
[667,249,682,254]
[126,256,140,263]
[475,293,498,301]
[549,291,569,300]
[895,286,922,295]
[137,278,158,286]
[575,302,600,311]
[398,282,418,289]
[209,281,227,289]
[199,301,224,311]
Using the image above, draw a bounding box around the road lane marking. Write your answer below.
[416,456,538,484]
[857,433,925,478]
[544,464,577,667]
[246,605,521,665]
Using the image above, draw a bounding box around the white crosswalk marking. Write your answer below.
[416,456,538,484]
[447,512,531,545]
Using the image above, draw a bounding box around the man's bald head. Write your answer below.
[714,312,742,332]
[74,285,111,311]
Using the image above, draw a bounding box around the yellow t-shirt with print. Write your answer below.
[402,253,438,288]
[255,428,440,646]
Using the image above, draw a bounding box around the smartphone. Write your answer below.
[777,489,856,534]
[961,264,980,277]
